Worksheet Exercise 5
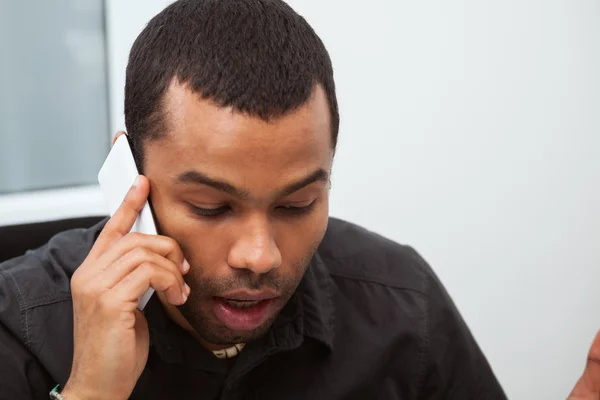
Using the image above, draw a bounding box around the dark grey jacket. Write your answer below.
[0,217,506,399]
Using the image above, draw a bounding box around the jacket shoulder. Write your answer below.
[0,220,105,385]
[319,217,431,293]
[0,220,104,308]
[0,219,105,336]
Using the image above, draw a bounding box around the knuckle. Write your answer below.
[136,261,155,277]
[71,273,89,297]
[163,257,180,274]
[106,228,123,241]
[131,247,152,262]
[171,263,183,277]
[101,221,123,239]
[124,231,144,246]
[98,230,123,248]
[75,283,97,303]
[126,231,143,241]
[70,271,82,288]
[161,235,181,254]
[97,294,119,314]
[70,281,82,297]
[121,195,138,210]
[165,260,183,282]
[168,271,181,287]
[167,236,180,249]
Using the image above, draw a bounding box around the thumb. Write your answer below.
[568,330,600,398]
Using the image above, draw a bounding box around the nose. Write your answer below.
[227,217,282,274]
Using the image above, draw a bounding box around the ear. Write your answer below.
[112,131,127,145]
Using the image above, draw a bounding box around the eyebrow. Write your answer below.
[175,168,329,199]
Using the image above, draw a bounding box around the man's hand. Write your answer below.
[63,175,191,400]
[568,330,600,399]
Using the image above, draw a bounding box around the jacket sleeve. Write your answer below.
[0,259,59,400]
[0,321,54,400]
[415,258,508,400]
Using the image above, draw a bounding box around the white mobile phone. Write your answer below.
[98,134,157,310]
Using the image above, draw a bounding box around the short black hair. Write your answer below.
[124,0,339,169]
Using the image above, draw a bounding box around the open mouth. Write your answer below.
[212,297,278,331]
[220,298,264,309]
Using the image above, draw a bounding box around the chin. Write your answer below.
[209,323,274,345]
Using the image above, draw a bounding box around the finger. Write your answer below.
[94,232,188,278]
[91,176,150,257]
[110,261,189,306]
[112,130,126,145]
[568,330,600,398]
[76,232,189,290]
[95,247,187,296]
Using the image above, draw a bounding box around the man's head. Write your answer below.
[123,0,337,347]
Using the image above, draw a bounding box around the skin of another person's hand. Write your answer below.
[567,330,600,399]
[62,176,191,400]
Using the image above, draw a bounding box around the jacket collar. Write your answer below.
[144,251,335,373]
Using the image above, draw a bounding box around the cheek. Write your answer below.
[152,202,230,277]
[275,202,329,267]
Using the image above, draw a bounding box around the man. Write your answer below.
[0,0,597,399]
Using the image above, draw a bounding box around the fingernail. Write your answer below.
[181,292,188,303]
[182,259,190,273]
[133,175,141,187]
[184,283,191,296]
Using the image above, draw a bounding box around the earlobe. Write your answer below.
[112,131,128,145]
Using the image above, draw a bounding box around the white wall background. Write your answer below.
[4,0,600,398]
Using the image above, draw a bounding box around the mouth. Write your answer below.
[220,298,264,309]
[212,291,280,332]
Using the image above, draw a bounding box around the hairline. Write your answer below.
[133,79,337,171]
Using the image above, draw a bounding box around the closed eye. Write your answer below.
[277,202,315,215]
[189,205,230,217]
[187,202,315,218]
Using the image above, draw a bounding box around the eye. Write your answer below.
[189,205,230,217]
[277,202,315,215]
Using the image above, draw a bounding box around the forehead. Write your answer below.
[144,81,333,187]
